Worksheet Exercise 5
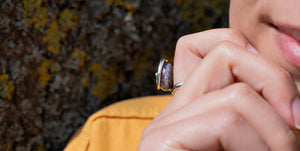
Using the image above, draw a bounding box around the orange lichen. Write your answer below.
[36,144,47,151]
[176,0,229,32]
[84,63,118,99]
[89,63,102,72]
[43,9,78,55]
[104,0,136,12]
[80,77,90,89]
[43,22,64,55]
[37,59,57,86]
[71,48,89,67]
[133,47,154,76]
[91,65,118,99]
[58,9,79,31]
[22,0,48,29]
[0,74,15,100]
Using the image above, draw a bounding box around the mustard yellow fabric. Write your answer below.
[64,95,300,151]
[64,95,172,151]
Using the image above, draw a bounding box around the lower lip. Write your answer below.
[276,29,300,66]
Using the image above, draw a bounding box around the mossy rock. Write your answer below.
[0,0,229,150]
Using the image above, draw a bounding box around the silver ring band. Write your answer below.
[156,58,173,91]
[171,81,183,95]
[155,58,183,94]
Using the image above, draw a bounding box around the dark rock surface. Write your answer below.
[0,0,229,150]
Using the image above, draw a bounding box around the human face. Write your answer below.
[230,0,300,88]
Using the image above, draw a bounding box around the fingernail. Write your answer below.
[246,43,259,54]
[292,97,300,130]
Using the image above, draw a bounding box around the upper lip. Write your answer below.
[275,25,300,41]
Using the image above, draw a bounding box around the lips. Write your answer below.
[275,25,300,66]
[279,27,300,41]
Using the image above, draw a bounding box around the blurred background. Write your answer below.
[0,0,229,150]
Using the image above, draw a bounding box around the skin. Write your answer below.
[139,0,300,150]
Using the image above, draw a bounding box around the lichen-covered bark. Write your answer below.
[0,0,229,150]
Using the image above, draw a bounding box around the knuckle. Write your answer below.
[221,29,244,41]
[214,40,232,51]
[218,107,243,130]
[176,35,191,51]
[212,40,236,58]
[228,83,254,100]
[176,35,187,46]
[234,83,253,93]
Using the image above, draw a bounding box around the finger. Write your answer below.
[173,41,299,129]
[152,83,299,151]
[174,28,249,84]
[140,108,269,151]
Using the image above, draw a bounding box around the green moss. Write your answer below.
[104,0,136,12]
[0,74,15,100]
[23,0,48,29]
[43,9,78,55]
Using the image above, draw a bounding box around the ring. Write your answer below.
[156,58,173,91]
[171,82,183,95]
[155,58,183,94]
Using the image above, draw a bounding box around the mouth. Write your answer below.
[277,25,300,41]
[272,24,300,66]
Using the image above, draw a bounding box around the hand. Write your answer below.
[139,29,300,150]
[165,28,299,129]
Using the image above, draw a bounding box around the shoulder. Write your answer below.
[91,95,172,119]
[64,95,172,151]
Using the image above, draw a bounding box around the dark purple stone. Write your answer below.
[160,62,173,91]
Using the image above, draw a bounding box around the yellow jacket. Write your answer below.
[64,95,172,151]
[65,95,300,151]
